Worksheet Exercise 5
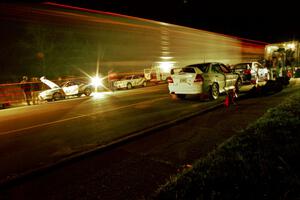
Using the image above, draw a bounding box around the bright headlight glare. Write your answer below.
[91,76,102,87]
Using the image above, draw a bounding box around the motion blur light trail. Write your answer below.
[0,3,267,81]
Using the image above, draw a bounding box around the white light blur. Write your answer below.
[267,46,278,53]
[287,43,295,50]
[160,56,173,60]
[158,61,176,73]
[91,76,103,87]
[92,91,113,99]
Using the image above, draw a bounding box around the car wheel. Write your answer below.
[53,92,63,101]
[127,83,132,89]
[209,83,219,100]
[143,81,147,87]
[176,94,186,99]
[235,78,242,93]
[84,88,92,96]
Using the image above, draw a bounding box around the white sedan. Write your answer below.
[168,62,241,100]
[39,77,93,101]
[113,75,147,89]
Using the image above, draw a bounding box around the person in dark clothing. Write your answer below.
[31,77,41,105]
[20,76,32,105]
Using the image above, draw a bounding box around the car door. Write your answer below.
[131,75,138,86]
[220,64,236,89]
[63,81,79,95]
[135,75,144,86]
[256,62,267,80]
[211,63,226,92]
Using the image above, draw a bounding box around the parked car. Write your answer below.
[168,62,241,100]
[113,75,147,89]
[39,77,93,101]
[231,62,269,84]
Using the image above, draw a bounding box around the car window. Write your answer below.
[256,63,263,68]
[211,64,221,73]
[170,68,182,74]
[180,67,196,73]
[68,82,75,86]
[234,63,250,70]
[220,64,231,73]
[186,63,209,73]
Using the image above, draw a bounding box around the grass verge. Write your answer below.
[155,90,300,199]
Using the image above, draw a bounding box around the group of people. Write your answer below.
[20,76,41,105]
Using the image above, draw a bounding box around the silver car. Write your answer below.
[168,62,241,100]
[113,75,147,89]
[39,77,93,101]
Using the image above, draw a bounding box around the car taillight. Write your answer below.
[243,69,251,75]
[167,77,173,83]
[194,74,204,82]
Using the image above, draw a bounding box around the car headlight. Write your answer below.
[91,76,103,87]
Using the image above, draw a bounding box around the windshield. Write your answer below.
[186,63,210,73]
[234,63,251,70]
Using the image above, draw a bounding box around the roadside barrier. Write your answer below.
[0,83,25,106]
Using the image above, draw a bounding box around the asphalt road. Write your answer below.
[0,84,225,183]
[0,82,299,200]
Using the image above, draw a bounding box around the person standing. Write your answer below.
[31,77,41,105]
[20,76,32,105]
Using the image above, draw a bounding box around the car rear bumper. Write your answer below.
[168,84,203,94]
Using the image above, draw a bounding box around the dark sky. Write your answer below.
[13,0,300,43]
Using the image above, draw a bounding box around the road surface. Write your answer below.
[0,81,299,200]
[0,84,225,183]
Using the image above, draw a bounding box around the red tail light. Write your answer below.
[167,77,173,83]
[243,69,251,75]
[194,74,204,82]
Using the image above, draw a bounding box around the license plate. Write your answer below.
[180,78,187,83]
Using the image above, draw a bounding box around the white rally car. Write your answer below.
[39,77,93,101]
[113,75,147,89]
[168,62,241,100]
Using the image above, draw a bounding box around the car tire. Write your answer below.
[53,92,63,101]
[84,88,92,96]
[209,83,219,100]
[127,83,132,89]
[235,78,242,93]
[176,94,186,99]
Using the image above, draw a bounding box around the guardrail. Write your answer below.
[0,82,26,108]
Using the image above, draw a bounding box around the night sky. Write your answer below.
[44,0,300,43]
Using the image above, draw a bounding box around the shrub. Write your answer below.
[155,91,300,200]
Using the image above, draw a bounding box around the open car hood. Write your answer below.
[40,76,60,89]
